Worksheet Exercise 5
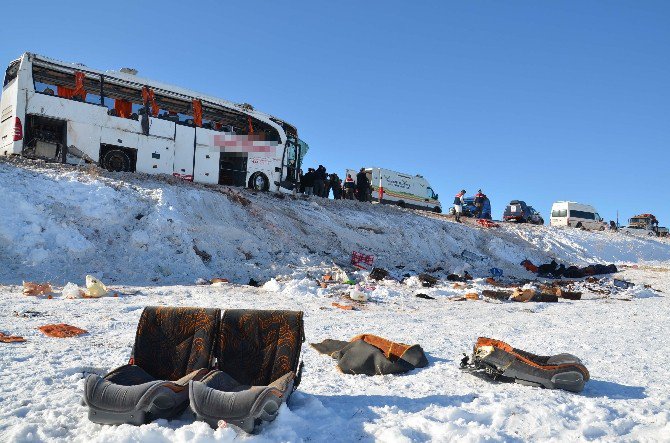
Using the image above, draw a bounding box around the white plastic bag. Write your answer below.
[85,275,108,298]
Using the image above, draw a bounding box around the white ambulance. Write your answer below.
[346,167,442,212]
[550,201,607,230]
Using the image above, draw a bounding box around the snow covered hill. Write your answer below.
[2,159,670,442]
[1,158,668,286]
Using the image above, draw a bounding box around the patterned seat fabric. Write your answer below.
[84,306,220,425]
[466,337,590,392]
[190,309,304,432]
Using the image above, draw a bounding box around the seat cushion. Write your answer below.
[189,370,295,432]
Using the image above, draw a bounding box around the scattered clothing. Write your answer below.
[0,332,26,343]
[23,281,52,296]
[520,260,617,279]
[39,324,88,338]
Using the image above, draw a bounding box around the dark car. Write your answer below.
[503,200,544,224]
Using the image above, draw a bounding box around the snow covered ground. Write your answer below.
[1,159,670,442]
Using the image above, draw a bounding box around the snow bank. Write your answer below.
[1,159,668,287]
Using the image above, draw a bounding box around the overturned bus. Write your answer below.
[0,53,308,192]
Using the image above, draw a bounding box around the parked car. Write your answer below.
[503,200,544,225]
[550,201,607,230]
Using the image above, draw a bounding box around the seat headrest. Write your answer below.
[217,310,304,386]
[133,306,221,381]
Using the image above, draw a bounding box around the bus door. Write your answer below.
[173,125,195,180]
[218,152,248,186]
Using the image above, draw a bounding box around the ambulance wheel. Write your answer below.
[101,149,132,172]
[433,206,442,213]
[397,201,406,208]
[575,222,583,229]
[249,172,269,192]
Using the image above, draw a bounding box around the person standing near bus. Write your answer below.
[453,189,466,222]
[330,173,342,199]
[344,174,356,200]
[474,189,485,218]
[356,168,370,202]
[314,165,327,197]
[303,168,315,196]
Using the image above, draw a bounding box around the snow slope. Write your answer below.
[1,158,668,286]
[1,159,670,442]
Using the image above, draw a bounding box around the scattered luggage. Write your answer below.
[312,334,428,376]
[521,260,617,279]
[461,337,590,392]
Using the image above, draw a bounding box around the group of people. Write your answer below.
[452,189,488,222]
[299,166,371,202]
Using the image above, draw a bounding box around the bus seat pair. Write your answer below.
[83,306,304,433]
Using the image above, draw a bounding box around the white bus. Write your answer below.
[0,53,308,192]
[550,201,607,230]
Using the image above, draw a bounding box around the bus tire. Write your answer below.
[397,201,406,208]
[249,172,269,192]
[433,206,442,213]
[101,149,132,172]
[575,222,583,229]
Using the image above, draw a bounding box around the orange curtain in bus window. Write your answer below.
[57,85,75,99]
[71,72,87,101]
[247,116,254,134]
[142,87,159,117]
[192,99,203,127]
[115,99,133,119]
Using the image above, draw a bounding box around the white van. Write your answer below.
[550,201,607,230]
[345,167,442,212]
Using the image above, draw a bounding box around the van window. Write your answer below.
[552,209,567,217]
[569,210,595,220]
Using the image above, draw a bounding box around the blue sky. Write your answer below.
[2,1,669,224]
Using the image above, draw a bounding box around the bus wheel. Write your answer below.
[433,206,442,213]
[397,201,406,208]
[102,149,131,172]
[250,172,269,191]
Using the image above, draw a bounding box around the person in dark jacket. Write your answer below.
[302,168,315,196]
[474,189,485,218]
[299,169,305,194]
[314,165,327,197]
[356,168,370,202]
[344,174,356,200]
[330,173,342,199]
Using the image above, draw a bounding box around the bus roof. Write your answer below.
[24,52,297,134]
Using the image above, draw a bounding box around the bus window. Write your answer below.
[3,59,19,88]
[33,66,103,105]
[102,80,143,119]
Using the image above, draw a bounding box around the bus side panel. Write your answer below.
[0,73,25,155]
[173,125,196,178]
[137,132,175,176]
[67,121,101,162]
[193,145,219,184]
